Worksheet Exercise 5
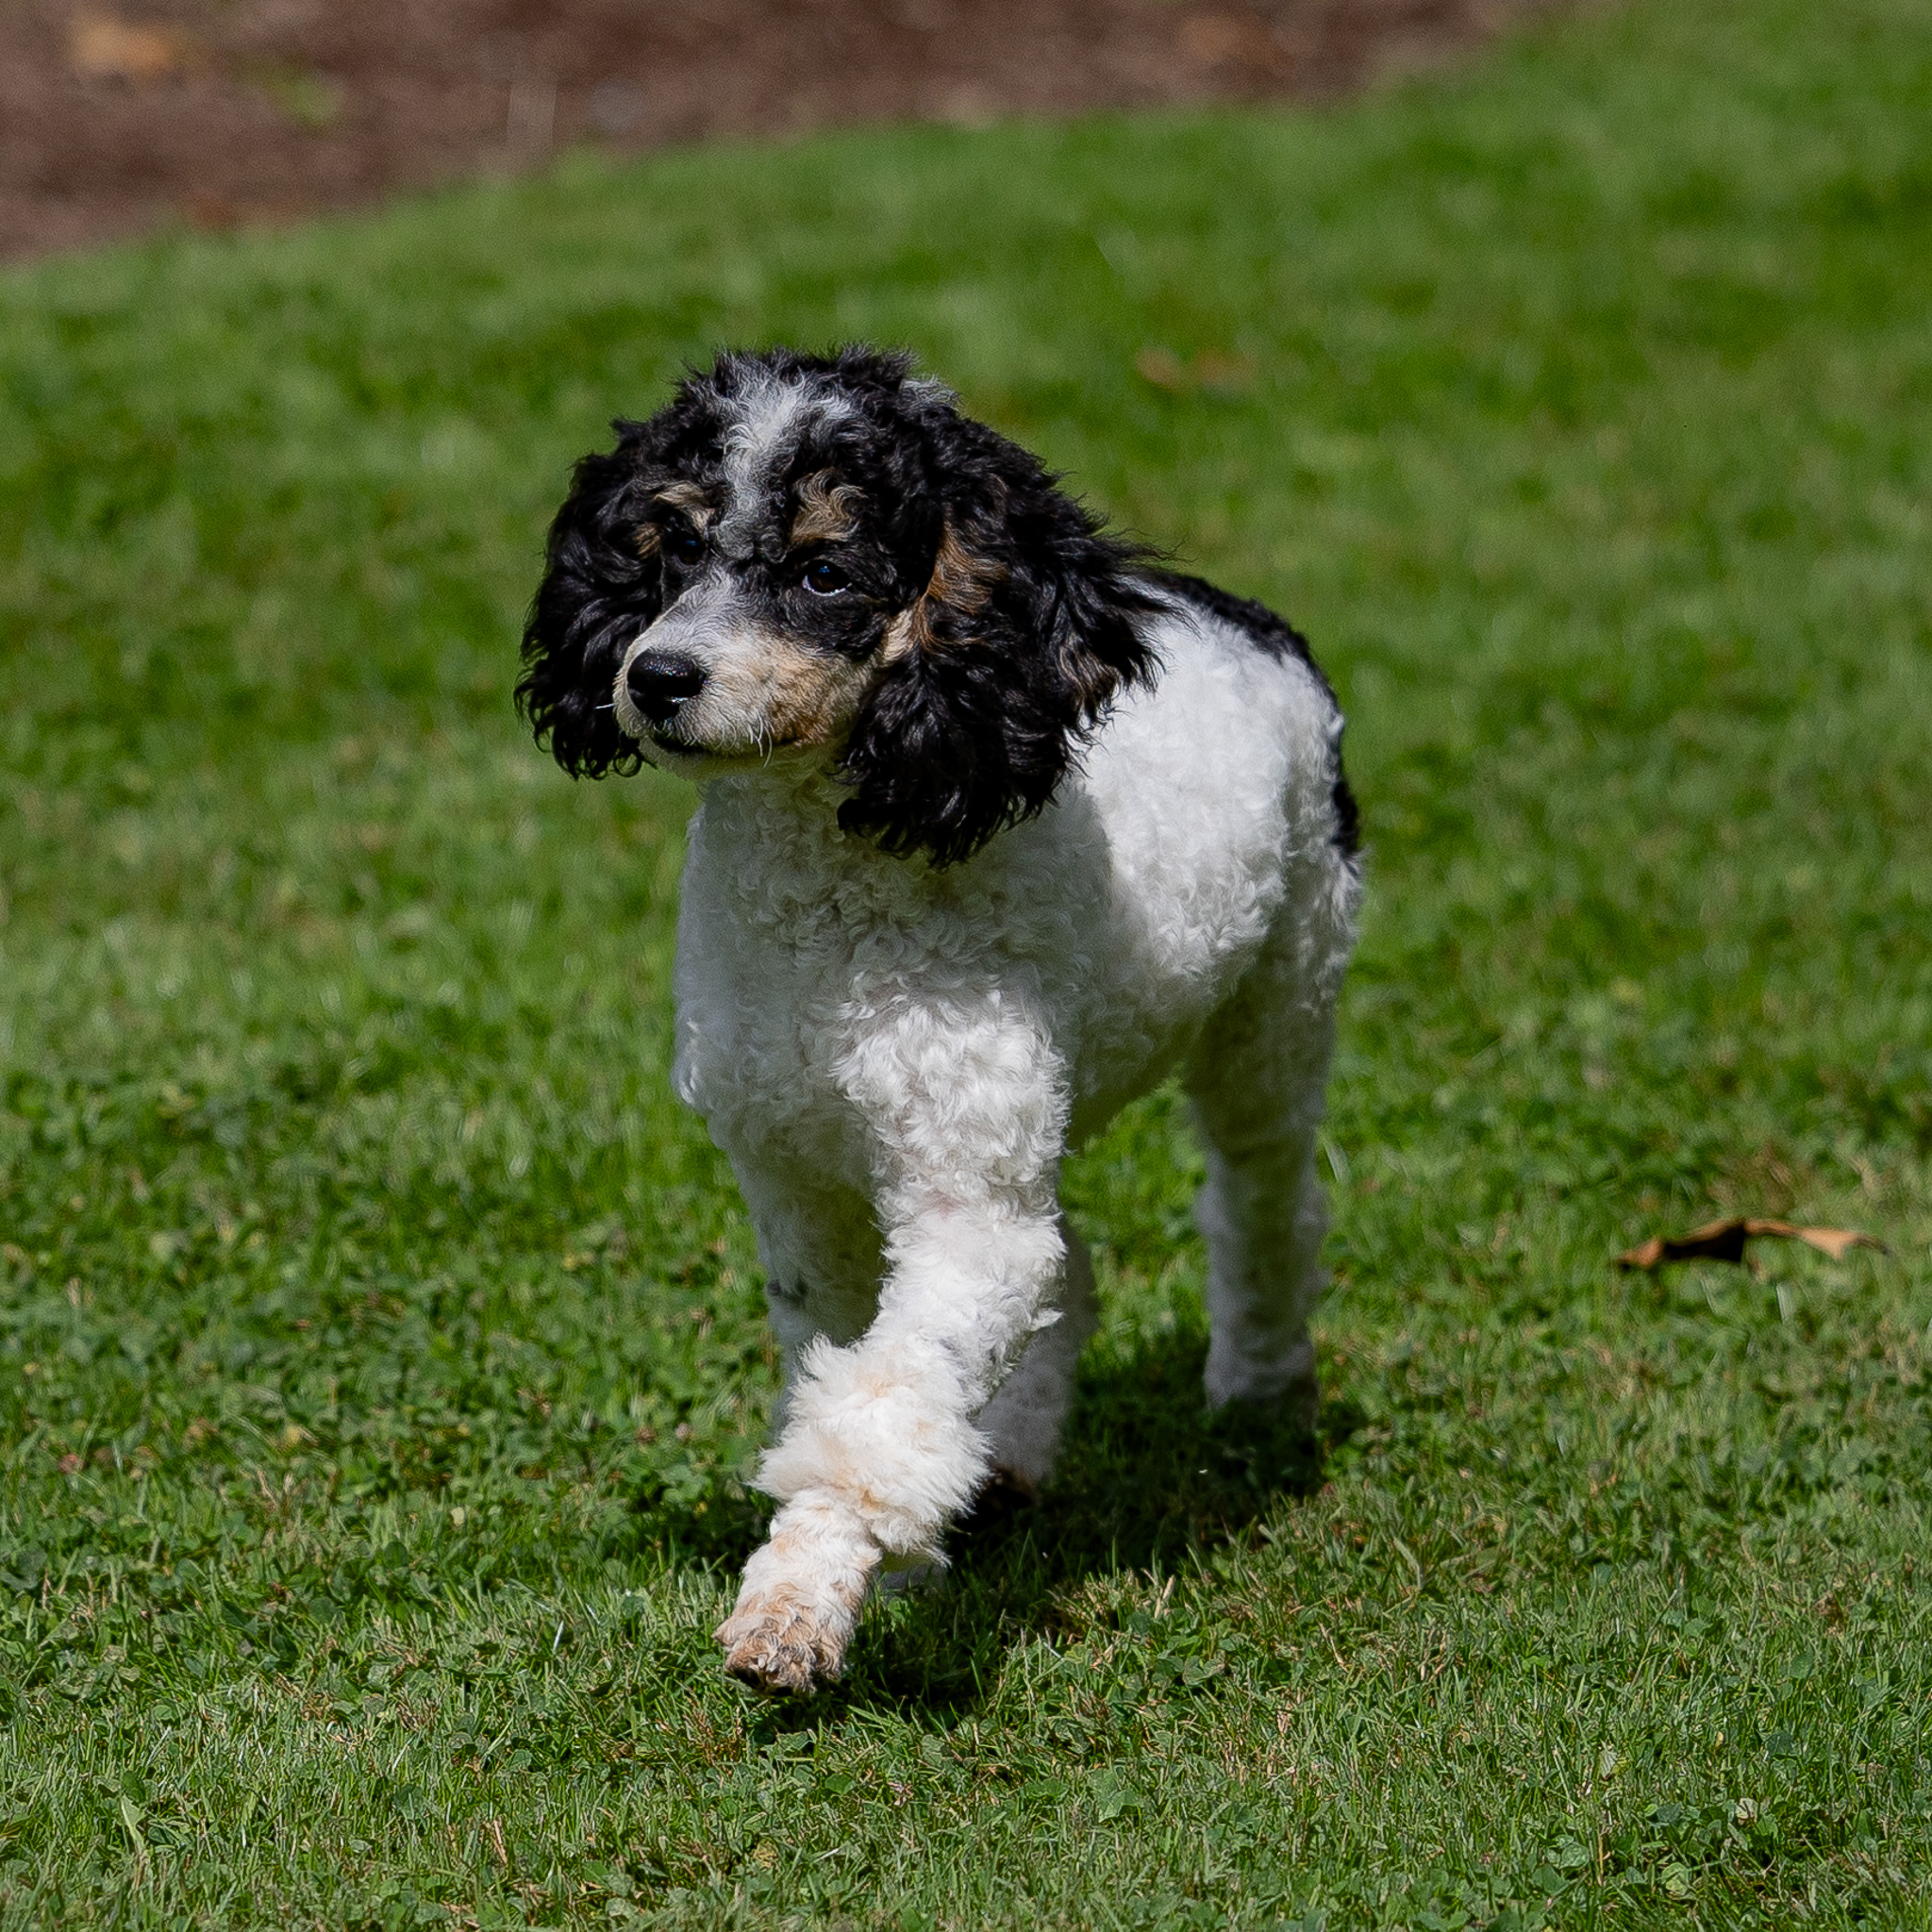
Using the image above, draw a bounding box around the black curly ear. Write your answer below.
[517,428,663,778]
[837,439,1160,867]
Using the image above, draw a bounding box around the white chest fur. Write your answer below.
[671,602,1346,1182]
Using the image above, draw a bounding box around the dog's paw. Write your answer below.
[717,1493,884,1691]
[715,1589,851,1694]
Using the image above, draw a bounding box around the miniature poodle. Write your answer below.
[518,345,1360,1691]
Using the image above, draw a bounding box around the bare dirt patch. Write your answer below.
[3,0,1557,261]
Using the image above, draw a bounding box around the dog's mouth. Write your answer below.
[629,708,759,758]
[637,723,743,765]
[623,710,804,769]
[649,728,824,767]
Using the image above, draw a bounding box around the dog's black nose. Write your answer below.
[625,650,706,725]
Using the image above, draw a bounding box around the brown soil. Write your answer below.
[2,0,1552,262]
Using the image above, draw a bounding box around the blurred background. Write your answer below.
[2,0,1553,258]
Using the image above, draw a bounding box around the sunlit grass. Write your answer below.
[1,0,1929,1924]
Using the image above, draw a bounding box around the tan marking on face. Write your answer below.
[879,608,918,665]
[636,480,717,558]
[655,480,716,524]
[880,520,1008,660]
[752,635,877,748]
[928,524,1004,614]
[790,471,865,545]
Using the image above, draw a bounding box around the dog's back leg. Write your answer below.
[971,1216,1098,1498]
[1184,857,1356,1430]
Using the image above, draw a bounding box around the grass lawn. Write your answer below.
[3,0,1931,1923]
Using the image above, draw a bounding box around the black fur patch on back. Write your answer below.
[1157,571,1360,858]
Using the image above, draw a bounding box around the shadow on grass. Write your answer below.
[741,1329,1364,1724]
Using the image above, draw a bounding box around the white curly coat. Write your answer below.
[671,589,1361,1686]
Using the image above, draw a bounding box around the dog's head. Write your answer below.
[517,345,1158,866]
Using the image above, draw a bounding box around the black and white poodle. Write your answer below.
[519,346,1359,1692]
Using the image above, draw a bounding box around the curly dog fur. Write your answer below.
[520,346,1360,1691]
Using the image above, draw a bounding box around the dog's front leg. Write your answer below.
[716,994,1070,1692]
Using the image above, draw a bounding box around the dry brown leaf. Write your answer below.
[70,13,194,84]
[1617,1216,1886,1271]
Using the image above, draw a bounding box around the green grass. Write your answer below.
[3,0,1931,1923]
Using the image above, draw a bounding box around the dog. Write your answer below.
[518,345,1360,1692]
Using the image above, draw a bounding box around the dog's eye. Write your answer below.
[803,558,851,597]
[666,527,704,566]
